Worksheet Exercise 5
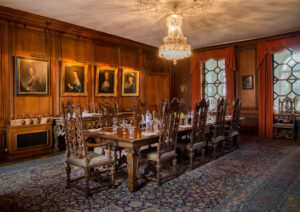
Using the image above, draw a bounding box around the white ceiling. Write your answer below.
[0,0,299,49]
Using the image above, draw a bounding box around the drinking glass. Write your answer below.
[129,127,134,139]
[113,125,118,135]
[113,117,118,126]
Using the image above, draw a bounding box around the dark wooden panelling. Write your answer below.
[237,47,258,134]
[237,47,257,110]
[171,58,192,107]
[146,73,170,111]
[13,26,46,57]
[94,43,117,65]
[60,36,89,61]
[120,48,138,69]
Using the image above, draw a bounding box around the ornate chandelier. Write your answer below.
[135,0,214,64]
[159,13,191,64]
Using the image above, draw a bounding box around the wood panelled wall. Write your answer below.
[0,6,171,159]
[171,31,300,136]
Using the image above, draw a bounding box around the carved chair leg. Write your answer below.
[173,158,177,178]
[201,148,205,162]
[189,150,193,170]
[111,164,115,189]
[84,168,91,197]
[66,163,71,188]
[156,162,161,186]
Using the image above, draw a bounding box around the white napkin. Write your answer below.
[88,128,101,132]
[102,131,114,135]
[180,125,192,128]
[142,131,158,137]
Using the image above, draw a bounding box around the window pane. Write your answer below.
[204,59,226,106]
[273,48,300,114]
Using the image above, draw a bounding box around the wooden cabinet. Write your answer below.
[6,124,53,160]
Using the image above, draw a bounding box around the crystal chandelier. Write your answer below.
[159,13,191,64]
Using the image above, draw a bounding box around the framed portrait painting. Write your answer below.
[15,56,50,96]
[95,66,118,96]
[242,75,253,89]
[122,69,139,96]
[61,61,88,96]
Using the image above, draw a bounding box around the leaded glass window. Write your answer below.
[273,48,300,113]
[203,59,226,109]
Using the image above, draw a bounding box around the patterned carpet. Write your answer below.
[0,137,299,212]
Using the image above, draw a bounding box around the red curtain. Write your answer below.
[191,47,236,104]
[257,36,300,137]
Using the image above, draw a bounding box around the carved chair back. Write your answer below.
[62,100,87,160]
[100,99,115,116]
[230,97,242,131]
[157,98,185,156]
[213,97,227,137]
[278,97,296,124]
[133,99,146,124]
[158,99,168,120]
[191,99,209,145]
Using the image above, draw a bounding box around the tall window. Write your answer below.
[273,48,300,113]
[203,59,226,109]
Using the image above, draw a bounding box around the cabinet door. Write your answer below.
[146,73,170,111]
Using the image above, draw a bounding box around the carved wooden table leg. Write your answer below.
[125,148,139,192]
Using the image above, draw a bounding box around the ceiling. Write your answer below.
[0,0,299,49]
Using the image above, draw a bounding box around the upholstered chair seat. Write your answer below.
[66,151,114,168]
[141,147,176,161]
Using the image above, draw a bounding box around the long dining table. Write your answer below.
[84,116,240,192]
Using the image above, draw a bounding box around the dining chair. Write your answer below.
[141,98,185,185]
[273,97,296,141]
[207,97,227,159]
[62,100,115,197]
[225,97,242,150]
[177,98,209,170]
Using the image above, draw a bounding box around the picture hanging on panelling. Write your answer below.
[242,75,253,89]
[122,69,139,96]
[61,61,88,96]
[95,65,118,97]
[15,57,50,96]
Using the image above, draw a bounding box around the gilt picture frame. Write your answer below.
[122,69,139,96]
[15,56,50,96]
[61,61,88,96]
[95,65,118,97]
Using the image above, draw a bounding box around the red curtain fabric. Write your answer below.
[191,47,236,104]
[257,36,300,137]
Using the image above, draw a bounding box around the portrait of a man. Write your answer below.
[61,62,88,96]
[96,66,117,96]
[122,69,139,96]
[16,57,49,96]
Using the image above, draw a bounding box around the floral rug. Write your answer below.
[0,137,299,212]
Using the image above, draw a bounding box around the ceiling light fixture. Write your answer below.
[136,0,214,64]
[159,13,191,65]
